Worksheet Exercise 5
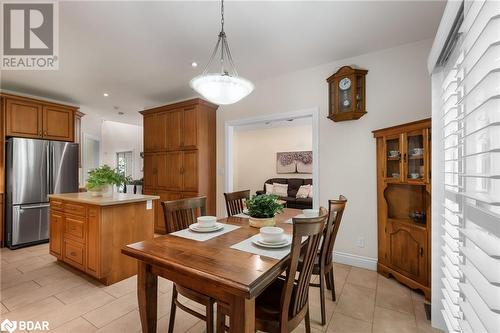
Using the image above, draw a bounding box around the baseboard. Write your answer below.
[333,251,378,271]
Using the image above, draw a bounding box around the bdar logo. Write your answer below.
[0,319,17,333]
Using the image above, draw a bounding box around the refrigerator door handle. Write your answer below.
[46,143,52,194]
[20,204,50,210]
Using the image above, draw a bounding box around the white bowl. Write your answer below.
[410,173,420,179]
[302,209,319,218]
[259,227,285,244]
[197,216,217,228]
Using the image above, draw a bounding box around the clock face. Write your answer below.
[343,99,350,107]
[339,78,351,90]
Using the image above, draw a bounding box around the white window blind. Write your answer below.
[436,1,500,332]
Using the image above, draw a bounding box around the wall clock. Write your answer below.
[327,66,368,122]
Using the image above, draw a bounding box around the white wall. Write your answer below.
[101,120,144,180]
[217,39,432,264]
[233,123,313,196]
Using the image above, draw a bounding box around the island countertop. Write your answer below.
[48,192,160,206]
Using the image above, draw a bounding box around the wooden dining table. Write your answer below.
[121,208,301,333]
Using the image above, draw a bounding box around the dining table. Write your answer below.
[121,208,302,333]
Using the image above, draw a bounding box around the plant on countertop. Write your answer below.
[86,165,131,190]
[246,194,284,218]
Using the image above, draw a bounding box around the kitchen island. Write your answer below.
[48,192,159,285]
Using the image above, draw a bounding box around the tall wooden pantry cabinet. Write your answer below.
[140,98,218,234]
[373,118,431,300]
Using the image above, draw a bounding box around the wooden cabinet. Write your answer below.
[373,118,431,300]
[2,93,78,142]
[142,99,217,233]
[49,197,155,285]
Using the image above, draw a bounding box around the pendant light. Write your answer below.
[190,0,254,105]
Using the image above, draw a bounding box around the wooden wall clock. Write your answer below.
[327,66,368,122]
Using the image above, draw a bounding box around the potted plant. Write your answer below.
[245,194,284,228]
[86,165,131,197]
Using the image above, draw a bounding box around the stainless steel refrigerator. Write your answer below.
[5,138,79,249]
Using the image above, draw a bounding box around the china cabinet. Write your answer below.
[373,118,431,299]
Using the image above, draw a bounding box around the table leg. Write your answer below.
[137,261,158,333]
[229,296,255,333]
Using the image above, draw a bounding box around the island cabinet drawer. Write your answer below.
[63,240,85,271]
[63,215,86,243]
[50,200,64,211]
[63,202,86,217]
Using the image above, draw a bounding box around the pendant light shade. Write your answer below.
[190,0,254,105]
[190,74,254,105]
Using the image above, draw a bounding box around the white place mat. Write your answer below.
[230,234,293,260]
[284,214,306,224]
[170,224,240,242]
[232,213,249,218]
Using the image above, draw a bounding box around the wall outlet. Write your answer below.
[356,237,365,248]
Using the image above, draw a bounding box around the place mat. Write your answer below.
[171,224,240,242]
[230,234,293,260]
[232,213,249,218]
[284,213,306,224]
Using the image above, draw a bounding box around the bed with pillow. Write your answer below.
[255,178,313,209]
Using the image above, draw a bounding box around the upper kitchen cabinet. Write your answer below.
[2,93,79,142]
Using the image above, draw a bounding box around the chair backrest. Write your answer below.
[281,207,328,323]
[224,190,250,216]
[320,195,347,268]
[161,197,207,233]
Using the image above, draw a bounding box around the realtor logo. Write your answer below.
[1,2,59,70]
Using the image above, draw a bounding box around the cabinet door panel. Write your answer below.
[155,191,182,234]
[182,151,198,192]
[49,211,63,258]
[182,107,197,149]
[63,239,85,270]
[63,214,86,243]
[388,222,427,284]
[159,152,182,190]
[43,106,74,141]
[86,208,100,277]
[143,154,156,189]
[143,115,157,152]
[165,110,182,151]
[5,99,42,138]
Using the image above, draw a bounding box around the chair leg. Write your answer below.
[168,286,178,333]
[329,268,336,302]
[206,300,214,333]
[305,306,311,333]
[319,273,326,326]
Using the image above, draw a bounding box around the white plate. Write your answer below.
[189,223,224,233]
[252,235,292,248]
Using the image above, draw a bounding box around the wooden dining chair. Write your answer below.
[307,195,347,325]
[223,190,250,216]
[217,207,328,333]
[161,196,215,333]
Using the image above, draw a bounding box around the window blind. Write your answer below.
[436,1,500,332]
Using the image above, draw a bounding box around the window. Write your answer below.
[116,151,133,192]
[432,1,500,332]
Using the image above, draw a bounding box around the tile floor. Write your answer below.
[0,243,441,333]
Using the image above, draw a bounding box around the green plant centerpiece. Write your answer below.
[86,165,130,197]
[245,194,284,228]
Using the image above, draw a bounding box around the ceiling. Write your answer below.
[0,1,445,125]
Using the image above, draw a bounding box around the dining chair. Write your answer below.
[223,190,250,216]
[306,195,347,325]
[161,196,215,333]
[216,207,328,333]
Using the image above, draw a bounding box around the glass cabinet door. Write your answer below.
[385,135,403,181]
[405,130,427,182]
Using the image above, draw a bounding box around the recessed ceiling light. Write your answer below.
[191,62,198,68]
[103,93,109,97]
[117,111,124,115]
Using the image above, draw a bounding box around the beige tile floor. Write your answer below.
[0,243,441,333]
